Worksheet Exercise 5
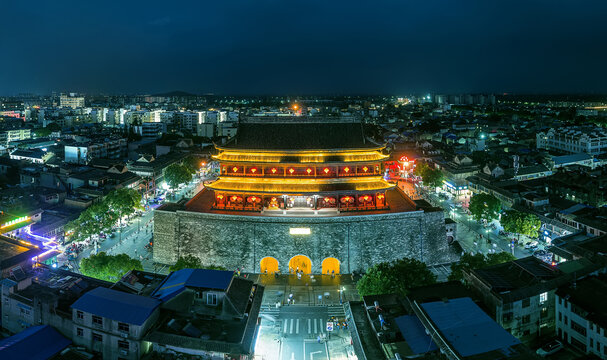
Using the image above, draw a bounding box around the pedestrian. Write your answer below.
[317,335,321,343]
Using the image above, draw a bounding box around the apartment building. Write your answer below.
[537,127,607,155]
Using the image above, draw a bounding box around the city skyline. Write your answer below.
[2,1,607,95]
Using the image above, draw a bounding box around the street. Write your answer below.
[68,172,213,273]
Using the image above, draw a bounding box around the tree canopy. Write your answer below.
[65,188,143,243]
[356,257,436,297]
[500,210,541,238]
[469,193,501,222]
[448,252,515,282]
[80,252,143,282]
[33,128,51,138]
[164,163,193,189]
[169,255,227,272]
[413,161,444,188]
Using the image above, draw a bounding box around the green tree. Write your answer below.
[448,252,515,282]
[65,188,141,243]
[182,156,201,174]
[33,128,51,138]
[356,258,436,297]
[413,162,444,188]
[468,193,501,222]
[500,210,541,238]
[169,255,227,272]
[80,252,143,282]
[46,122,61,132]
[164,163,193,189]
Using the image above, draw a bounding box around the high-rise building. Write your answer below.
[59,94,85,109]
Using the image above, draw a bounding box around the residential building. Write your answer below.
[71,287,161,359]
[9,148,54,164]
[555,275,607,358]
[0,128,31,145]
[64,138,127,164]
[464,256,596,342]
[537,127,607,155]
[60,94,85,109]
[549,153,594,170]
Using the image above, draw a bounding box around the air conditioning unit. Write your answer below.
[119,349,128,356]
[120,332,128,338]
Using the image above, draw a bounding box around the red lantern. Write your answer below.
[248,196,258,203]
[363,195,370,201]
[306,168,312,174]
[289,168,295,174]
[231,195,238,202]
[271,168,277,174]
[232,166,238,172]
[323,168,330,174]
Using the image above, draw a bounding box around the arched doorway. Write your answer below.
[260,257,279,274]
[288,255,312,274]
[322,257,340,275]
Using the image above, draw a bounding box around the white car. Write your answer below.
[536,340,563,357]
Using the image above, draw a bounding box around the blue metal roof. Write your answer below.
[421,297,520,357]
[151,268,234,302]
[71,287,161,326]
[552,153,592,165]
[0,325,71,360]
[394,315,437,354]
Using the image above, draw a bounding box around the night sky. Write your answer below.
[2,1,606,95]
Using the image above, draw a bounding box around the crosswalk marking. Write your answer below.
[313,318,317,333]
[284,320,288,333]
[319,319,324,333]
[307,319,311,334]
[296,319,299,334]
[289,318,294,333]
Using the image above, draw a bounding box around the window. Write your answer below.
[92,333,102,342]
[77,328,83,337]
[539,292,548,304]
[558,312,562,322]
[76,311,84,320]
[565,316,568,326]
[522,315,531,324]
[118,322,130,333]
[522,298,530,308]
[92,315,102,326]
[590,338,593,348]
[118,340,129,350]
[207,293,217,306]
[571,320,587,336]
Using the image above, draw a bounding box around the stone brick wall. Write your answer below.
[154,209,459,273]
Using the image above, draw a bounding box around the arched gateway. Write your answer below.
[322,257,340,275]
[288,255,312,274]
[260,257,279,274]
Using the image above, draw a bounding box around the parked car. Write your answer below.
[536,340,563,357]
[525,241,539,249]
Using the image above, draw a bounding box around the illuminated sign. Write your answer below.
[289,228,311,235]
[1,216,30,229]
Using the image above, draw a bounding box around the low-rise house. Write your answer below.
[71,287,161,359]
[464,256,598,342]
[555,275,607,357]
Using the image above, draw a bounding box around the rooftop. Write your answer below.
[219,117,380,151]
[556,275,607,328]
[151,268,235,302]
[0,325,71,360]
[71,286,161,325]
[421,297,521,358]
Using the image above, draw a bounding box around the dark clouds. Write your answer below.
[1,0,606,95]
